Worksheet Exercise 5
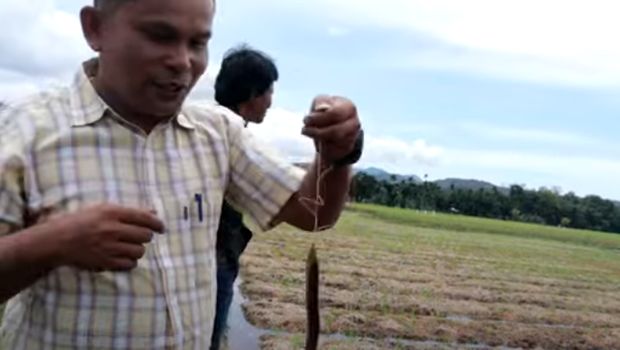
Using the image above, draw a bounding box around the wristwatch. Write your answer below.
[332,129,364,167]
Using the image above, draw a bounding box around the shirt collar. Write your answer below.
[176,111,197,130]
[69,58,107,127]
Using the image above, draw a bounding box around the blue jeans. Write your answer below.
[210,262,239,350]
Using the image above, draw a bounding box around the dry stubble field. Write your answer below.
[240,204,620,350]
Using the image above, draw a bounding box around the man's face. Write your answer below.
[93,0,213,118]
[245,85,274,124]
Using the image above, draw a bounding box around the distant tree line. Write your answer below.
[352,173,620,233]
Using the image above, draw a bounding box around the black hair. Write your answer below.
[214,44,278,110]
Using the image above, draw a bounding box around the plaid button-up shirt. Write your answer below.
[0,61,304,349]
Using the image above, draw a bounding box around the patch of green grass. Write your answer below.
[332,205,620,280]
[347,203,620,250]
[419,287,434,300]
[289,333,305,348]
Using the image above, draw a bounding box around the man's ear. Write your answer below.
[80,6,104,52]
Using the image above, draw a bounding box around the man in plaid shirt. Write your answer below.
[0,0,362,349]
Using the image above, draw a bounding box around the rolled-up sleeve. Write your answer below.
[224,115,305,231]
[0,109,26,236]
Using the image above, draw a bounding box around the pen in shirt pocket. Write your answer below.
[195,193,204,222]
[182,193,205,222]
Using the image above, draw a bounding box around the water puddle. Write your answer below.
[224,277,266,350]
[446,314,473,323]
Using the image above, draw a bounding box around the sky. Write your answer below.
[1,0,619,200]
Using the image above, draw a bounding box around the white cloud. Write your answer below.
[250,107,315,161]
[0,0,90,101]
[250,107,444,167]
[5,0,620,92]
[268,0,620,87]
[401,48,620,88]
[327,26,350,37]
[456,122,609,148]
[0,0,90,78]
[361,137,443,166]
[445,149,618,173]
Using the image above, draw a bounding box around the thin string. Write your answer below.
[298,138,334,232]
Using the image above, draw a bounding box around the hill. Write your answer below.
[358,167,505,192]
[357,167,422,183]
